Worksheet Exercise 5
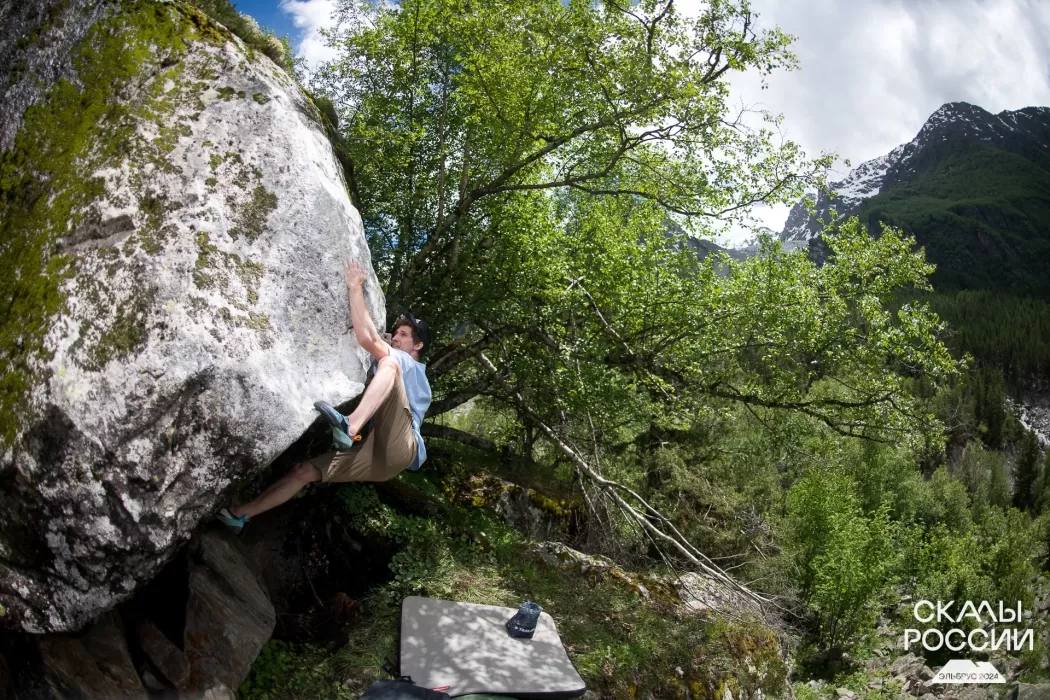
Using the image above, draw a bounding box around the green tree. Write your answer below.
[786,470,899,652]
[974,367,1007,448]
[317,0,820,312]
[311,0,962,591]
[310,0,959,457]
[785,469,860,600]
[809,505,898,653]
[958,440,991,505]
[1038,449,1050,514]
[989,451,1012,509]
[910,525,991,619]
[976,506,1043,607]
[1014,430,1041,511]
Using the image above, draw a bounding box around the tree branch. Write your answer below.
[422,423,497,452]
[428,381,487,416]
[473,350,773,613]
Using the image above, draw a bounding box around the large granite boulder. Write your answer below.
[31,531,276,697]
[0,0,379,632]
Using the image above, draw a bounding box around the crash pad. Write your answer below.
[399,596,586,698]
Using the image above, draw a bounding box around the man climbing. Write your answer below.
[217,259,432,532]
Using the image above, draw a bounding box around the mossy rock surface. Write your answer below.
[0,0,377,633]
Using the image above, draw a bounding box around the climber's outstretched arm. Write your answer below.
[344,259,391,361]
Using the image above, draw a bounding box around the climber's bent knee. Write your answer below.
[291,462,322,484]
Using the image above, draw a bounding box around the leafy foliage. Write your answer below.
[314,0,822,312]
[786,470,900,652]
[308,0,961,463]
[278,0,1047,680]
[807,504,897,653]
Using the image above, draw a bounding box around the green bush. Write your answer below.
[807,505,899,652]
[843,441,918,515]
[975,506,1044,607]
[905,505,1042,618]
[786,471,901,652]
[912,466,974,532]
[908,525,991,609]
[786,469,861,601]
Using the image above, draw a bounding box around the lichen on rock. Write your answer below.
[0,0,381,633]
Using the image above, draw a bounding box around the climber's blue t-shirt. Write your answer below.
[390,348,431,470]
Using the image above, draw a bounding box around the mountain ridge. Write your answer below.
[778,101,1050,294]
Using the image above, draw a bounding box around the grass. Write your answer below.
[238,468,790,699]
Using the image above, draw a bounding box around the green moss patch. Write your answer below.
[209,149,281,242]
[189,230,270,344]
[216,85,246,101]
[246,312,271,331]
[134,192,180,255]
[0,0,288,444]
[84,290,154,371]
[0,1,202,445]
[192,230,265,308]
[230,184,278,241]
[193,231,221,289]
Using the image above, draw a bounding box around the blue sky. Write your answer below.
[232,1,299,40]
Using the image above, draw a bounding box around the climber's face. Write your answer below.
[389,324,423,357]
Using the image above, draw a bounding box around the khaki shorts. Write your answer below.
[308,370,417,483]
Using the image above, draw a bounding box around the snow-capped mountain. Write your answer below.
[780,101,1050,247]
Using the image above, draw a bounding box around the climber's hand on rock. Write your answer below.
[344,259,367,291]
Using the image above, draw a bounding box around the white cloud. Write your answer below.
[729,0,1050,171]
[279,0,340,71]
[704,0,1050,242]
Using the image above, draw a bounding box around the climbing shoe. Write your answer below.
[314,400,349,433]
[216,507,248,534]
[314,400,363,451]
[330,426,362,451]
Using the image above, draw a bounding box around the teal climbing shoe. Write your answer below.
[216,507,248,534]
[314,400,349,433]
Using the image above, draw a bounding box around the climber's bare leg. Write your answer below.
[345,354,399,436]
[231,462,320,519]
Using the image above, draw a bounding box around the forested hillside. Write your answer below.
[777,102,1050,388]
[856,142,1050,295]
[781,102,1050,297]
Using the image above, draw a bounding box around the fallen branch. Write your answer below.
[473,351,773,614]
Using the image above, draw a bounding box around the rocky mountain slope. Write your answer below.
[780,102,1050,295]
